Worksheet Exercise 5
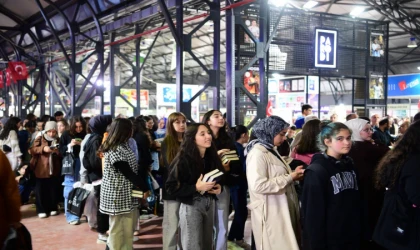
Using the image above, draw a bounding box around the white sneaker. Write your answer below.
[38,213,47,218]
[50,211,58,216]
[133,236,139,242]
[69,220,80,225]
[97,234,108,244]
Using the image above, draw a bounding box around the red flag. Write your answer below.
[0,71,3,88]
[5,68,13,86]
[8,61,28,80]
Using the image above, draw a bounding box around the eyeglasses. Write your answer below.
[362,128,373,133]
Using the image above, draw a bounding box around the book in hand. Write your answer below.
[200,169,224,195]
[221,150,239,164]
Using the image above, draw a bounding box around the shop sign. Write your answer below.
[387,104,410,110]
[314,29,337,68]
[388,74,420,97]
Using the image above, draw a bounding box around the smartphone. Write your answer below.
[75,138,82,142]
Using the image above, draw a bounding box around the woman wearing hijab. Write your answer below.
[345,118,389,250]
[245,116,304,250]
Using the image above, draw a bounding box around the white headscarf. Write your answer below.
[345,118,369,142]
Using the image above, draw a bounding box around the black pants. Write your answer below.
[228,187,248,241]
[35,177,58,214]
[94,184,109,234]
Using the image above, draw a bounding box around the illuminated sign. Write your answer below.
[314,29,337,68]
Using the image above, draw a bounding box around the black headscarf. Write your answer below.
[88,115,112,135]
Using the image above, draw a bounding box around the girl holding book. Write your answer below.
[161,112,187,250]
[202,110,243,250]
[166,123,224,250]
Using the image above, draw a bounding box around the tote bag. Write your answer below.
[67,188,90,217]
[61,153,74,175]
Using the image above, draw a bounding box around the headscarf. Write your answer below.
[43,121,57,142]
[245,116,290,155]
[345,118,369,142]
[89,115,112,135]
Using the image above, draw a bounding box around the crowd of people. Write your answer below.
[0,106,419,250]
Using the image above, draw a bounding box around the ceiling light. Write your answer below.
[268,0,287,7]
[303,0,318,10]
[417,66,420,70]
[407,37,417,48]
[350,7,365,18]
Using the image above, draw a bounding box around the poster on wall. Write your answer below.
[369,72,385,99]
[156,83,200,121]
[244,69,260,94]
[307,76,319,109]
[370,31,385,58]
[268,79,279,94]
[314,28,337,68]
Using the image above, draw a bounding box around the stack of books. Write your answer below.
[200,169,224,195]
[221,150,239,164]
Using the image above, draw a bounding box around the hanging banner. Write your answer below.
[370,31,385,58]
[5,68,12,86]
[314,28,338,68]
[0,71,4,88]
[369,72,385,99]
[9,61,28,80]
[388,73,420,98]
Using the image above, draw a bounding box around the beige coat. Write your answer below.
[246,144,300,250]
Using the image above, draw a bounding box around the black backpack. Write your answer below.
[82,134,102,175]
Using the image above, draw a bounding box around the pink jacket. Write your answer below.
[290,147,315,166]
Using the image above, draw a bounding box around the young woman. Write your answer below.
[166,123,224,250]
[144,115,161,172]
[228,125,250,249]
[57,119,69,138]
[246,116,303,250]
[345,118,389,250]
[202,110,242,250]
[155,117,167,139]
[373,120,420,250]
[29,121,62,218]
[98,118,147,250]
[301,122,361,250]
[0,117,23,170]
[161,112,187,250]
[290,119,321,165]
[59,117,87,225]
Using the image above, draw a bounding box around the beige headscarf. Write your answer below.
[345,118,369,142]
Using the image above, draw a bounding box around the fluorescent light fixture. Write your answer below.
[417,66,420,70]
[407,37,417,48]
[350,7,365,18]
[303,0,318,10]
[268,0,287,7]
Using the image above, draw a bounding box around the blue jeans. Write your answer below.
[18,184,32,204]
[63,158,81,223]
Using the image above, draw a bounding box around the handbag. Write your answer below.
[67,187,90,217]
[2,223,32,250]
[61,153,75,175]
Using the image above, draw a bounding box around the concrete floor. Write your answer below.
[21,204,252,250]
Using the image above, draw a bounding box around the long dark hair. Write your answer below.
[375,120,420,190]
[163,112,187,164]
[69,116,86,137]
[296,119,321,154]
[171,123,224,180]
[231,125,248,141]
[99,118,133,153]
[202,110,232,148]
[0,117,21,140]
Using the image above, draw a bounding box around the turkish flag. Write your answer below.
[0,71,4,88]
[5,68,13,86]
[9,61,28,80]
